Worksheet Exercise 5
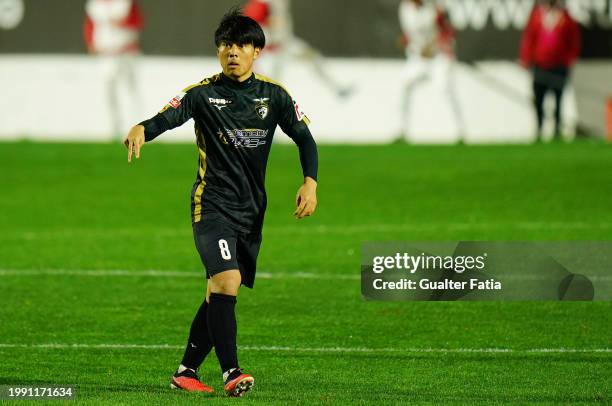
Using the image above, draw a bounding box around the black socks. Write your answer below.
[207,292,239,373]
[180,299,214,370]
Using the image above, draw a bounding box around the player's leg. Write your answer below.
[207,270,254,397]
[433,55,465,142]
[199,227,254,397]
[552,86,563,138]
[111,54,137,141]
[292,37,352,98]
[208,268,241,380]
[176,287,214,372]
[170,219,238,393]
[212,231,261,397]
[121,53,142,139]
[551,68,568,139]
[532,68,547,141]
[100,55,122,138]
[400,57,428,140]
[194,217,241,381]
[171,288,215,393]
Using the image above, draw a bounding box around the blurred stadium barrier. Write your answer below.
[573,62,612,137]
[0,55,579,143]
[0,0,610,143]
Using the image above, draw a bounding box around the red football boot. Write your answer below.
[170,368,214,393]
[224,369,254,397]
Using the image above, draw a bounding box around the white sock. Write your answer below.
[177,364,195,374]
[223,368,237,381]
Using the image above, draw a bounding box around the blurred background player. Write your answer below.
[398,0,464,142]
[84,0,144,137]
[244,0,351,97]
[520,0,581,141]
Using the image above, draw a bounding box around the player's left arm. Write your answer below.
[277,90,318,219]
[291,123,318,219]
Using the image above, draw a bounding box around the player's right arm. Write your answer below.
[123,86,196,163]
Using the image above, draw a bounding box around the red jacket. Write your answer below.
[520,6,581,69]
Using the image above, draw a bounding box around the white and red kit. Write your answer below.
[399,0,454,59]
[244,0,348,96]
[398,0,463,139]
[84,0,143,55]
[84,0,144,136]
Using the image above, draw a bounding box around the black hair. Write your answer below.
[214,7,266,49]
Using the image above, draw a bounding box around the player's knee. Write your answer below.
[210,269,241,295]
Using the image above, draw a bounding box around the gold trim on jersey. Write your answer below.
[188,73,222,90]
[255,73,311,125]
[254,73,289,92]
[159,74,222,113]
[193,126,208,223]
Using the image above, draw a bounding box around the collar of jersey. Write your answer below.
[220,72,256,89]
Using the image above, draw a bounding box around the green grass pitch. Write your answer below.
[0,140,610,404]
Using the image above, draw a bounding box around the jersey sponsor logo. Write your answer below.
[168,92,186,109]
[218,128,268,148]
[253,98,270,120]
[209,97,233,111]
[293,100,308,122]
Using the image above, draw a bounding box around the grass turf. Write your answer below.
[0,140,610,404]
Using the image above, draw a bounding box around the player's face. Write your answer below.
[217,42,261,82]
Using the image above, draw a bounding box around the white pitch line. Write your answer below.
[4,221,612,241]
[0,269,202,278]
[0,269,361,280]
[0,343,609,354]
[1,269,611,282]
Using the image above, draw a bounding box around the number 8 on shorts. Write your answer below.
[218,239,232,260]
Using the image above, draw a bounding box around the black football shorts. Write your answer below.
[192,213,262,288]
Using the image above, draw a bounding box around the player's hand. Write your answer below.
[124,125,145,163]
[294,177,317,219]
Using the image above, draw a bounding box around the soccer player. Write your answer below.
[398,0,464,141]
[123,9,318,397]
[84,0,144,137]
[244,0,352,97]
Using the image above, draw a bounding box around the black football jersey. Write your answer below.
[144,72,315,233]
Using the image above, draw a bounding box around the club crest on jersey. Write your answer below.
[168,92,186,109]
[253,98,270,120]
